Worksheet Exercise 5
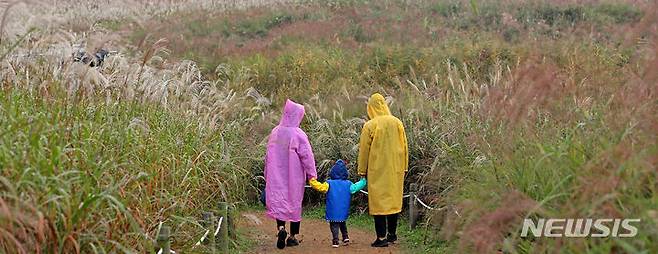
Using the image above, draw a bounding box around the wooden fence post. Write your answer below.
[409,183,418,230]
[157,226,170,254]
[228,205,236,239]
[202,212,216,251]
[217,202,229,253]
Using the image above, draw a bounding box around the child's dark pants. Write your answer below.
[373,213,399,238]
[276,219,300,235]
[329,222,349,241]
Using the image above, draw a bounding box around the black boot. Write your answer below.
[276,228,287,249]
[342,238,350,245]
[386,234,397,243]
[286,236,299,247]
[371,238,389,247]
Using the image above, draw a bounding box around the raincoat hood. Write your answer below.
[367,93,391,119]
[280,99,305,127]
[329,160,348,180]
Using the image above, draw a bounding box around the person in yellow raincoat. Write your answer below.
[357,93,409,248]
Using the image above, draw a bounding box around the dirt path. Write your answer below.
[239,211,400,254]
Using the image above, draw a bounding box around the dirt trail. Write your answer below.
[239,211,400,254]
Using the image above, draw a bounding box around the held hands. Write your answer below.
[350,178,367,194]
[308,178,329,193]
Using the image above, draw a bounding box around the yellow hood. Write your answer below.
[367,93,391,119]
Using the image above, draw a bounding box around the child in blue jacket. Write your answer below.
[309,160,367,248]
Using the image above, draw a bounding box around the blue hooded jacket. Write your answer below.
[325,160,366,222]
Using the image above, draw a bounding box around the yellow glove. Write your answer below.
[309,178,329,194]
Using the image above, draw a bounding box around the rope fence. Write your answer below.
[157,202,232,254]
[302,182,460,229]
[304,185,437,210]
[193,215,224,246]
[156,248,176,254]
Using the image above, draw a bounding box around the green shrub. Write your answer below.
[593,3,643,24]
[345,22,373,43]
[236,13,296,38]
[431,1,463,17]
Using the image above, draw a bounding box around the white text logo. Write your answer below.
[521,218,640,237]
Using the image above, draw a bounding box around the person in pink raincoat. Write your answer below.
[264,99,318,249]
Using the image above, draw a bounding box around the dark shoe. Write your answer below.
[286,236,299,247]
[276,228,287,249]
[386,234,397,243]
[332,239,340,248]
[343,238,350,245]
[371,238,389,247]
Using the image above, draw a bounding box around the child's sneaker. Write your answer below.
[332,240,340,248]
[276,228,287,249]
[342,238,350,245]
[286,236,299,247]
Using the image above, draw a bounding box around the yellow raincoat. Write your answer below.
[357,93,409,215]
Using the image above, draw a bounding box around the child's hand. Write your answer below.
[350,178,367,194]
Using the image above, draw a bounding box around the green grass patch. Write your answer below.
[96,18,123,31]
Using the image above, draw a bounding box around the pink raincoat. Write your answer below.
[265,100,317,222]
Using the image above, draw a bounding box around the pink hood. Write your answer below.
[280,99,305,127]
